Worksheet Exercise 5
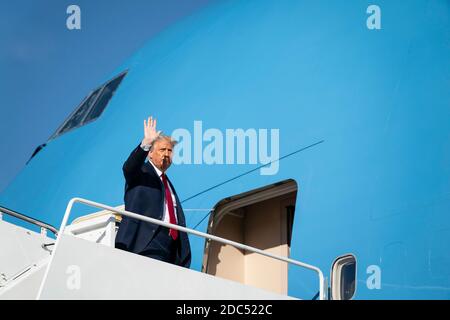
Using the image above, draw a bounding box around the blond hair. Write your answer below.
[150,134,178,151]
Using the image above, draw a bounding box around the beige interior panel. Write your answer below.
[207,213,245,284]
[244,197,289,294]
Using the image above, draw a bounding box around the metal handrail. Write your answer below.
[38,197,326,300]
[0,205,58,236]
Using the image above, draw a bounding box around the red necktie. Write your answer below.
[161,173,178,240]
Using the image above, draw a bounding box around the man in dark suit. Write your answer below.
[115,116,191,268]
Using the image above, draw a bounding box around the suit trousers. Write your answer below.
[139,226,179,264]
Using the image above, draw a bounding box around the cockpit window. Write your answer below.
[50,71,127,140]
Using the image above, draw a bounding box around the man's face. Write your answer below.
[149,139,173,172]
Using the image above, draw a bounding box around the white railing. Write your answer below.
[0,205,58,236]
[38,197,327,300]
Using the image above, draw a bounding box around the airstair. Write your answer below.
[0,198,326,300]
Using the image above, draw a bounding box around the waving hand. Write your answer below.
[142,116,161,146]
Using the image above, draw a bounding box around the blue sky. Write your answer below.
[0,0,213,193]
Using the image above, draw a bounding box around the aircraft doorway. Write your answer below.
[202,179,297,295]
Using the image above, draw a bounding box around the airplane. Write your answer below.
[0,0,449,300]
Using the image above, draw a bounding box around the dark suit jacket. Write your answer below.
[115,144,191,268]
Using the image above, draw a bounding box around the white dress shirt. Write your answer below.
[149,160,178,224]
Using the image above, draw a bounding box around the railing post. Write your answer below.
[322,277,329,300]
